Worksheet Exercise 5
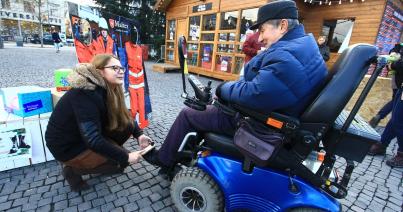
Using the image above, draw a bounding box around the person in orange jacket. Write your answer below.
[92,30,115,55]
[125,40,149,129]
[92,18,115,55]
[74,38,93,63]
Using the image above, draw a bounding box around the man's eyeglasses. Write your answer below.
[104,65,125,73]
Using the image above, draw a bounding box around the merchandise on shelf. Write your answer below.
[202,45,212,69]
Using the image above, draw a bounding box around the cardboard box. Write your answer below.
[54,69,72,91]
[0,86,52,117]
[51,88,65,108]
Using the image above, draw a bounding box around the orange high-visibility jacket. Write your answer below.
[74,39,93,63]
[125,41,149,128]
[125,42,144,86]
[92,35,114,55]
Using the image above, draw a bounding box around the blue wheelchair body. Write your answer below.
[198,153,341,211]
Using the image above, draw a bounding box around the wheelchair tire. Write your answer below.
[289,207,326,212]
[170,167,224,212]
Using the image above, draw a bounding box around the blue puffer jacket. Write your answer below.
[220,25,328,117]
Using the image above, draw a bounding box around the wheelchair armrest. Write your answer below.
[231,104,300,135]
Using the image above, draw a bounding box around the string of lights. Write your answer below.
[303,0,366,6]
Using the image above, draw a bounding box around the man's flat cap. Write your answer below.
[250,0,298,30]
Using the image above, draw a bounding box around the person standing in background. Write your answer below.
[317,35,330,62]
[368,43,403,168]
[242,31,265,65]
[369,43,402,128]
[51,26,62,53]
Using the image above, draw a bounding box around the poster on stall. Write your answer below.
[66,1,152,129]
[189,24,200,41]
[0,126,31,160]
[372,0,402,76]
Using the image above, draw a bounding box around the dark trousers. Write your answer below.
[381,88,403,152]
[377,89,397,119]
[158,105,237,166]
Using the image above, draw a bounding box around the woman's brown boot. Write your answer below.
[62,166,90,192]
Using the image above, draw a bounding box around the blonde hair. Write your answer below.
[91,54,133,132]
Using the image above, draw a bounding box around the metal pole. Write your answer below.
[18,20,22,36]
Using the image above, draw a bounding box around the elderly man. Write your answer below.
[144,0,328,174]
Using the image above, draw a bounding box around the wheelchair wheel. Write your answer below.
[170,167,224,212]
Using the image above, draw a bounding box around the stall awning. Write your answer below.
[154,0,172,12]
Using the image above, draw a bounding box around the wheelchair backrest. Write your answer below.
[300,44,377,124]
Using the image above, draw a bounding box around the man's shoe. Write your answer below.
[386,151,403,168]
[368,143,386,156]
[158,165,182,180]
[369,115,381,128]
[62,166,89,192]
[142,149,163,167]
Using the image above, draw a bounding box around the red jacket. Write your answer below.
[242,32,265,64]
[92,35,114,55]
[125,42,144,86]
[74,39,93,63]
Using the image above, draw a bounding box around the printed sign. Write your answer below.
[23,100,43,113]
[192,3,212,13]
[372,0,402,76]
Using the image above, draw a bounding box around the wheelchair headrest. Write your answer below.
[301,44,377,124]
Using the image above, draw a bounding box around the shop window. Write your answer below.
[236,44,243,53]
[167,50,174,61]
[1,0,10,9]
[218,33,235,42]
[240,8,258,42]
[201,33,214,41]
[189,16,201,41]
[200,44,213,69]
[215,55,232,73]
[187,52,198,66]
[217,44,234,53]
[322,18,355,53]
[166,41,174,49]
[220,11,238,30]
[187,43,199,66]
[202,14,216,31]
[168,20,176,41]
[233,57,245,75]
[188,43,198,51]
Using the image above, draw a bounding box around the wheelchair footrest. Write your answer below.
[330,110,380,162]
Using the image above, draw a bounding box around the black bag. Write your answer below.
[234,118,285,167]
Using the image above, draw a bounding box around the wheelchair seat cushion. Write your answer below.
[203,133,244,159]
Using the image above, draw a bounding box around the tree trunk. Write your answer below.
[38,0,44,48]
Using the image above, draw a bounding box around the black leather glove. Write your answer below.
[79,121,129,168]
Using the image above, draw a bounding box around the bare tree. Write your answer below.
[33,0,45,48]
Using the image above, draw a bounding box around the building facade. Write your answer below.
[0,0,64,41]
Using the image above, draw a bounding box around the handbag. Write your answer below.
[234,118,285,167]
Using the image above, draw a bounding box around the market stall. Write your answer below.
[154,0,402,80]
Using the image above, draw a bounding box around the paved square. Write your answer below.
[0,44,401,211]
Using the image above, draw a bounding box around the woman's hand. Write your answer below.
[128,152,142,164]
[138,134,152,150]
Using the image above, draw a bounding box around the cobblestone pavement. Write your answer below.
[0,46,402,212]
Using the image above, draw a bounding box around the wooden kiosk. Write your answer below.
[154,0,402,81]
